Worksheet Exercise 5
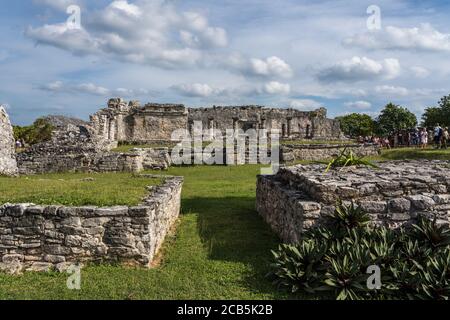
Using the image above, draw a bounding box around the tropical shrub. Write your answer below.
[324,148,378,172]
[13,118,54,146]
[269,202,450,300]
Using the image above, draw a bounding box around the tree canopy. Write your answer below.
[422,95,450,128]
[13,118,54,146]
[375,103,417,136]
[336,113,375,137]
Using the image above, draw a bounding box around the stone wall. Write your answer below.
[0,176,183,273]
[280,143,380,162]
[257,161,450,243]
[0,106,18,176]
[90,98,344,146]
[18,147,171,175]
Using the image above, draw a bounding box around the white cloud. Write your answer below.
[172,83,218,97]
[344,100,372,110]
[26,0,227,68]
[263,81,291,95]
[317,56,400,82]
[375,85,409,96]
[226,54,293,78]
[344,24,450,52]
[39,81,148,97]
[289,99,323,111]
[410,66,430,78]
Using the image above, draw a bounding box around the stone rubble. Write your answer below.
[257,160,450,243]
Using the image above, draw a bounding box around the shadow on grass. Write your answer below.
[182,196,296,298]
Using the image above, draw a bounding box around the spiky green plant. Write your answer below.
[324,148,378,172]
[411,216,450,250]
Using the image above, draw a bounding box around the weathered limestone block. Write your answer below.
[257,161,450,243]
[0,106,18,176]
[0,176,183,273]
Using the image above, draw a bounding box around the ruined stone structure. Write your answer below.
[257,161,450,243]
[0,175,183,273]
[91,98,343,145]
[280,143,381,162]
[17,117,171,175]
[0,106,18,176]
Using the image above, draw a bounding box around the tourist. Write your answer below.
[442,127,449,149]
[434,124,442,149]
[420,128,428,149]
[383,137,391,149]
[15,140,22,149]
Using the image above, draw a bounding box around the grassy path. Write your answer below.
[0,165,289,299]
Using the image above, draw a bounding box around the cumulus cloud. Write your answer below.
[39,81,148,97]
[375,85,409,96]
[410,66,430,78]
[263,81,291,95]
[289,99,323,111]
[226,54,293,78]
[26,0,227,68]
[344,100,372,110]
[172,81,291,98]
[344,24,450,52]
[172,83,219,97]
[317,56,400,83]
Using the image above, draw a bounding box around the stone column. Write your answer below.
[287,118,292,137]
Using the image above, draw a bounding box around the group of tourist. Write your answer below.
[357,124,450,149]
[357,136,391,149]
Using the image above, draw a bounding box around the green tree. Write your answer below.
[13,118,54,146]
[336,113,375,137]
[422,95,450,128]
[375,103,417,136]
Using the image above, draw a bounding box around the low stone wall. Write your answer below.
[280,143,380,162]
[257,161,450,243]
[17,148,171,175]
[0,176,183,273]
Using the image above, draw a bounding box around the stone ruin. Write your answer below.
[0,175,183,274]
[0,106,18,176]
[17,115,171,175]
[91,98,344,145]
[15,98,351,174]
[257,160,450,243]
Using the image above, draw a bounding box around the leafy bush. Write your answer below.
[324,148,378,173]
[269,202,450,300]
[13,118,54,146]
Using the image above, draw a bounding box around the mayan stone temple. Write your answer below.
[90,98,344,145]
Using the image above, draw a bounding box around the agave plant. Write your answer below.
[326,201,371,232]
[270,240,327,294]
[411,216,450,250]
[414,248,450,300]
[323,254,368,300]
[324,148,379,173]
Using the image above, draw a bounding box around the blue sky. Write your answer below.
[1,0,450,125]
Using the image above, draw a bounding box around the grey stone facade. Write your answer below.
[0,106,18,176]
[90,98,344,145]
[256,161,450,243]
[0,176,183,274]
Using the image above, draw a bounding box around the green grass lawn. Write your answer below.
[0,173,162,207]
[369,147,450,161]
[0,165,292,300]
